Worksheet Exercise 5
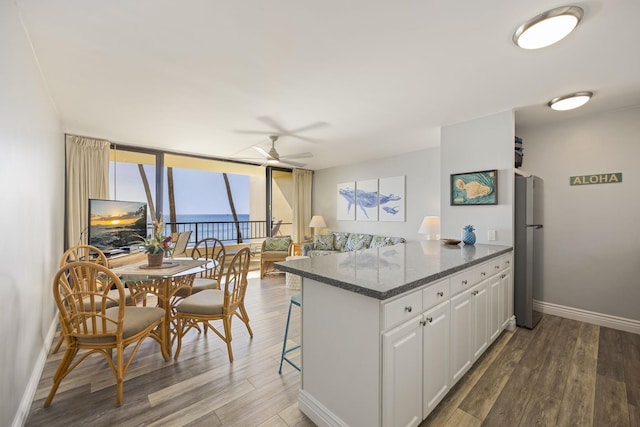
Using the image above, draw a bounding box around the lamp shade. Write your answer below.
[418,216,440,240]
[309,215,327,228]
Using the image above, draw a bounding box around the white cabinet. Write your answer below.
[382,316,423,427]
[471,279,489,361]
[382,280,451,427]
[450,287,472,383]
[422,300,450,418]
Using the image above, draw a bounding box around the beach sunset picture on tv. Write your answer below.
[88,199,148,252]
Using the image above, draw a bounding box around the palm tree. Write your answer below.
[223,173,243,243]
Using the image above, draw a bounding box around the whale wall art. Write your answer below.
[336,176,405,222]
[378,176,405,222]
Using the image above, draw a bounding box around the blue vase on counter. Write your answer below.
[462,225,476,245]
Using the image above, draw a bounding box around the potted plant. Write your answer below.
[137,221,173,267]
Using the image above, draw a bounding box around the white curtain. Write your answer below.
[292,168,313,244]
[65,134,110,248]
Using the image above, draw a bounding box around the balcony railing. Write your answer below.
[161,220,291,245]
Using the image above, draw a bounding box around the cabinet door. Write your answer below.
[422,301,450,419]
[489,274,502,343]
[501,267,512,329]
[382,316,423,427]
[450,290,472,383]
[471,280,489,361]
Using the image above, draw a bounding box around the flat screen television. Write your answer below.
[88,199,148,254]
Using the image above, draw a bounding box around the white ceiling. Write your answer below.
[15,0,640,170]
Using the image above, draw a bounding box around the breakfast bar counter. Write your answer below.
[275,241,514,427]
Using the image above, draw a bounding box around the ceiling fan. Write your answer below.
[250,135,313,167]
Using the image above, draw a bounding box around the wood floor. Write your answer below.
[26,272,639,427]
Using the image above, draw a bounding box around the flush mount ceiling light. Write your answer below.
[513,6,584,49]
[548,91,593,111]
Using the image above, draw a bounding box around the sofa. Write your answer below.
[301,231,406,257]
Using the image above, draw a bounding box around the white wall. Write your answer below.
[0,2,64,425]
[441,111,515,246]
[517,106,640,321]
[312,146,440,242]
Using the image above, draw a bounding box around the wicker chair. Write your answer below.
[259,236,293,279]
[52,244,133,353]
[45,261,168,407]
[173,247,252,362]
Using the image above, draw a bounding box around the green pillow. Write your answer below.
[313,234,335,250]
[265,237,291,251]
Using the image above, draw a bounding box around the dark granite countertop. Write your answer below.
[274,241,513,300]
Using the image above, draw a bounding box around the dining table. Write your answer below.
[110,257,215,356]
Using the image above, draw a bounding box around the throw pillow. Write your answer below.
[344,233,373,251]
[313,234,335,250]
[332,232,350,251]
[265,237,291,251]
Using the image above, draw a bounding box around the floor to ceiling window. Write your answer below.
[108,145,293,245]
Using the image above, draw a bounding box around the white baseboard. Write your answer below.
[12,318,57,427]
[533,300,640,335]
[298,389,349,427]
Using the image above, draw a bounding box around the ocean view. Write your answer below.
[162,213,255,243]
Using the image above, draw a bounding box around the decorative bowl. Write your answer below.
[441,239,461,245]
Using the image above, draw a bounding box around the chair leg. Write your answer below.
[237,303,253,337]
[116,343,124,406]
[223,316,234,363]
[174,316,184,360]
[44,345,78,407]
[52,334,64,354]
[279,298,301,374]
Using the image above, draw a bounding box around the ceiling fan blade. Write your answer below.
[279,152,313,160]
[288,121,329,134]
[278,159,307,167]
[256,116,288,134]
[252,145,270,157]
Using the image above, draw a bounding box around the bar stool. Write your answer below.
[279,293,302,374]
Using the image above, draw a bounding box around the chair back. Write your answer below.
[172,230,192,257]
[222,247,251,313]
[60,244,108,266]
[193,237,226,281]
[59,245,109,292]
[53,261,126,342]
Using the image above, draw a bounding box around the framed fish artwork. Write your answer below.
[337,182,356,220]
[378,176,405,221]
[355,179,378,221]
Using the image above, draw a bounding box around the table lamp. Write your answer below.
[309,215,327,236]
[418,215,440,240]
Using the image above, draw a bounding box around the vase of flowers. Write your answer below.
[137,221,173,267]
[462,224,476,245]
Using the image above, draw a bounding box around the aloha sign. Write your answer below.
[570,173,622,186]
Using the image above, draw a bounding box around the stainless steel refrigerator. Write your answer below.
[514,174,543,329]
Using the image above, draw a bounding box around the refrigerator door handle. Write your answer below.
[526,224,543,229]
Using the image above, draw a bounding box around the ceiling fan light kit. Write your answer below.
[513,6,583,50]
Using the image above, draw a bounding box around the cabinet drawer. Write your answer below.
[383,291,423,331]
[422,279,450,311]
[501,256,512,270]
[450,266,482,296]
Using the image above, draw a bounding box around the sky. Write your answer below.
[109,163,250,215]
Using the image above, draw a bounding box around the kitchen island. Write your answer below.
[275,241,514,427]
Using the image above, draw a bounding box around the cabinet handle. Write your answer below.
[426,317,433,324]
[506,260,510,264]
[495,265,500,269]
[405,306,412,313]
[420,319,427,326]
[472,290,479,296]
[437,291,444,297]
[501,274,506,279]
[462,280,468,285]
[481,272,486,276]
